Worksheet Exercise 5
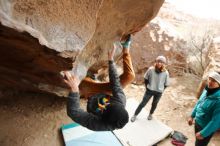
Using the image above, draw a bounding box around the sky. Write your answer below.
[166,0,220,20]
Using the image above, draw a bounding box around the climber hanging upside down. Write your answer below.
[63,34,135,131]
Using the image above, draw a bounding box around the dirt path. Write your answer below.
[0,74,219,146]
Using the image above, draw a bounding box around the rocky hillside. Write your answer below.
[130,2,220,83]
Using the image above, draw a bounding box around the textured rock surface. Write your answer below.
[196,37,220,98]
[130,21,186,83]
[203,37,220,77]
[130,2,220,84]
[0,23,73,95]
[78,0,165,73]
[0,0,164,95]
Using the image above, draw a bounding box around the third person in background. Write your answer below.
[188,71,220,146]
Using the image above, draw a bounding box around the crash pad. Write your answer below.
[61,123,123,146]
[113,98,173,146]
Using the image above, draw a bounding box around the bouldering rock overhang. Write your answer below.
[0,0,165,96]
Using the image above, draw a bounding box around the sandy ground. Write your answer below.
[0,74,219,146]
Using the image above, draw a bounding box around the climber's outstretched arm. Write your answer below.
[63,71,114,131]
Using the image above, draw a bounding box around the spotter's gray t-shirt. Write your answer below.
[144,66,169,93]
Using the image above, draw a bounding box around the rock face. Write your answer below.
[203,37,220,77]
[130,21,186,83]
[0,23,73,95]
[195,37,220,99]
[78,0,165,73]
[0,0,164,95]
[129,2,220,84]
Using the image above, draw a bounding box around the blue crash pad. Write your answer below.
[61,123,123,146]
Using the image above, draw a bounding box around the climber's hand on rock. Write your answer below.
[63,71,80,92]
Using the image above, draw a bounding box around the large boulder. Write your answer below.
[0,0,164,96]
